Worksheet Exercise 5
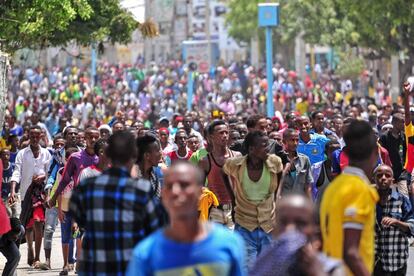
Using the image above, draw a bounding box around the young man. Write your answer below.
[223,131,283,269]
[199,120,240,229]
[379,113,406,184]
[69,131,163,275]
[320,120,379,275]
[309,111,334,137]
[280,128,313,198]
[9,125,52,267]
[253,195,344,276]
[127,162,246,276]
[296,116,330,165]
[78,139,110,181]
[1,148,16,217]
[374,164,414,276]
[167,129,192,162]
[48,127,100,207]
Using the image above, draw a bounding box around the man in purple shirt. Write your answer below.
[48,127,100,207]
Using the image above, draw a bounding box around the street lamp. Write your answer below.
[258,3,279,117]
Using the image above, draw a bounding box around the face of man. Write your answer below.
[211,124,229,147]
[269,131,282,145]
[375,166,394,191]
[31,114,40,124]
[162,165,202,219]
[275,196,315,239]
[250,136,269,161]
[0,150,10,163]
[378,115,389,126]
[392,117,405,133]
[100,129,110,140]
[159,130,169,144]
[312,113,325,131]
[296,117,311,136]
[146,142,162,166]
[183,117,193,130]
[85,130,100,150]
[54,138,66,150]
[236,124,248,139]
[283,131,299,153]
[332,118,344,134]
[187,137,200,152]
[66,128,78,145]
[29,129,42,148]
[175,131,188,149]
[113,123,125,132]
[229,131,241,146]
[254,118,269,135]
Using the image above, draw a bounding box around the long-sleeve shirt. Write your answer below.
[10,146,51,199]
[54,149,98,196]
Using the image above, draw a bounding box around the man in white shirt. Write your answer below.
[9,125,52,268]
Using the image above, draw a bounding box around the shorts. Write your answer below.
[61,211,80,244]
[26,205,45,229]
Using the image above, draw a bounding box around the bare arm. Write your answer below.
[343,228,370,276]
[403,82,411,126]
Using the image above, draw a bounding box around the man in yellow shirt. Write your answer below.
[320,120,379,276]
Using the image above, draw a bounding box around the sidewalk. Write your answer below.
[0,226,76,276]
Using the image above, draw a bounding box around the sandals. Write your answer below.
[59,267,69,276]
[32,260,42,269]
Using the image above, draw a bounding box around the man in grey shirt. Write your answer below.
[280,128,313,198]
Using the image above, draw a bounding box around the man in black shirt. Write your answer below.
[379,113,407,193]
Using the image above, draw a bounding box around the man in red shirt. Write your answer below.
[168,129,192,162]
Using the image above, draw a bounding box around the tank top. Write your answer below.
[207,150,236,205]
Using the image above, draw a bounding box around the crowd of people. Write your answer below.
[0,60,413,276]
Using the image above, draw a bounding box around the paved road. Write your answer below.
[2,227,414,275]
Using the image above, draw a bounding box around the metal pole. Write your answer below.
[265,27,274,117]
[187,71,194,111]
[206,0,212,69]
[91,42,96,88]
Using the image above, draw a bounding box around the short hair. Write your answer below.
[310,110,324,120]
[168,161,204,186]
[7,134,18,144]
[85,127,99,134]
[207,119,227,135]
[136,134,159,163]
[106,131,138,164]
[65,147,79,159]
[188,134,199,140]
[29,125,42,132]
[94,139,108,156]
[283,128,298,140]
[246,114,265,129]
[343,120,378,161]
[324,139,340,151]
[53,134,65,142]
[244,130,266,151]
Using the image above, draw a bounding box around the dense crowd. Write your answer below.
[0,61,413,276]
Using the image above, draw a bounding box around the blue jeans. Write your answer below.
[235,224,272,270]
[44,207,59,250]
[61,211,76,264]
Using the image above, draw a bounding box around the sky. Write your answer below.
[120,0,145,22]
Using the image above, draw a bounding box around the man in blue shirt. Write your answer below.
[127,162,246,276]
[296,116,330,165]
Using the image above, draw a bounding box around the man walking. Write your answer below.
[69,131,163,275]
[223,131,283,269]
[199,120,240,229]
[320,120,379,275]
[9,125,52,267]
[374,164,414,276]
[127,162,245,276]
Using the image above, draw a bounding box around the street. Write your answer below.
[2,228,414,275]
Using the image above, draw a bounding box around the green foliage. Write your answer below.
[0,0,137,53]
[226,0,414,60]
[335,51,365,80]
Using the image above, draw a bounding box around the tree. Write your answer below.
[226,0,414,81]
[0,0,139,53]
